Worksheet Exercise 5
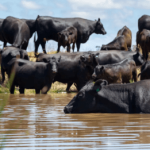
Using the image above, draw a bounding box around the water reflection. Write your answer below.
[0,94,150,149]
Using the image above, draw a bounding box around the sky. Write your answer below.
[0,0,150,52]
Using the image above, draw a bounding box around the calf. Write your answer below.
[64,79,150,113]
[8,57,60,94]
[1,47,29,83]
[57,26,77,52]
[92,59,137,84]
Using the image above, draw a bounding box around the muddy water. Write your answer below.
[1,94,150,149]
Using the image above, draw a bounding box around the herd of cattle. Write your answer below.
[1,14,150,113]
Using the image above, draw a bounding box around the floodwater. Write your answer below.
[1,94,150,149]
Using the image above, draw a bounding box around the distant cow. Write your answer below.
[92,59,137,84]
[101,26,132,51]
[2,16,30,50]
[136,29,150,60]
[34,15,106,55]
[57,26,77,53]
[1,47,29,83]
[138,61,150,80]
[7,57,60,94]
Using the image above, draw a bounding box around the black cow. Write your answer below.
[36,52,94,92]
[8,57,60,94]
[138,61,150,80]
[2,16,30,50]
[1,47,29,83]
[34,15,106,54]
[64,79,150,113]
[138,15,150,32]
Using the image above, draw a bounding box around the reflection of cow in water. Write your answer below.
[101,26,132,51]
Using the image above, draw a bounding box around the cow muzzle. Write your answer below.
[92,74,97,79]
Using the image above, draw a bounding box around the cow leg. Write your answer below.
[132,70,137,82]
[66,82,73,92]
[3,41,7,48]
[1,67,5,84]
[35,89,40,94]
[76,42,81,52]
[41,41,47,54]
[41,85,51,94]
[72,43,75,52]
[19,87,25,94]
[22,42,29,50]
[67,44,70,52]
[34,38,40,56]
[10,83,15,94]
[57,43,61,53]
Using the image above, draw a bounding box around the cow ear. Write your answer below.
[91,79,108,94]
[80,55,86,62]
[98,18,100,22]
[94,79,108,92]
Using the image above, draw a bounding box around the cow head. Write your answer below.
[58,32,69,45]
[92,65,104,80]
[46,56,61,74]
[94,18,107,35]
[80,52,99,68]
[64,79,108,113]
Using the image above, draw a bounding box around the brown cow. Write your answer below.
[92,59,137,84]
[57,26,77,53]
[101,26,132,51]
[136,29,150,60]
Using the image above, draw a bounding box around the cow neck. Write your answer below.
[89,21,97,35]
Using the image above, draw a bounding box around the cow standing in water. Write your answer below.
[101,26,132,51]
[34,16,106,55]
[2,16,30,50]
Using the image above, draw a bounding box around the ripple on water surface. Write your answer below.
[0,94,150,149]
